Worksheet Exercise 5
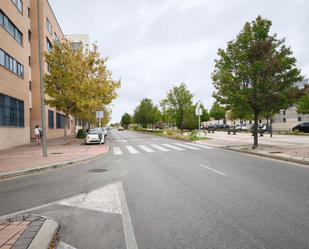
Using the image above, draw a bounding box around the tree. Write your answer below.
[121,113,132,129]
[44,40,120,141]
[209,102,226,123]
[296,85,309,115]
[212,16,303,148]
[200,104,210,122]
[133,98,160,128]
[161,83,194,134]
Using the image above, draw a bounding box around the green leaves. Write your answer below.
[133,98,161,128]
[212,16,303,147]
[44,40,120,126]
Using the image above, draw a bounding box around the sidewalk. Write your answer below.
[197,131,309,165]
[0,137,109,179]
[0,214,58,249]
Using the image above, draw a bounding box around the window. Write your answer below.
[48,110,54,128]
[28,56,31,66]
[28,30,31,42]
[46,18,52,34]
[53,32,59,43]
[0,10,23,45]
[0,93,24,127]
[11,0,23,13]
[259,120,262,123]
[46,37,52,51]
[283,110,286,116]
[283,118,286,122]
[0,49,24,78]
[298,117,302,122]
[27,7,30,18]
[56,113,65,128]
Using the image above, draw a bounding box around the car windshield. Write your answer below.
[88,130,99,134]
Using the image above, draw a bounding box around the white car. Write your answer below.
[235,124,248,131]
[85,129,105,145]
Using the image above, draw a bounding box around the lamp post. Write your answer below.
[196,101,202,140]
[37,0,47,157]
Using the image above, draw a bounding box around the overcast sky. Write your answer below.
[49,0,309,123]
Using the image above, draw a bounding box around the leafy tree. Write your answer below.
[200,104,210,122]
[212,16,303,148]
[133,98,160,128]
[296,85,309,115]
[121,113,132,129]
[161,83,193,134]
[209,102,226,123]
[44,40,120,141]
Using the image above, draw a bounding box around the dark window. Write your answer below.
[28,30,31,42]
[56,113,65,128]
[28,56,31,66]
[283,118,286,122]
[249,120,252,124]
[283,110,286,115]
[48,110,54,128]
[259,120,262,124]
[46,18,52,34]
[29,81,31,91]
[46,37,52,51]
[27,7,30,18]
[298,117,302,122]
[0,93,24,127]
[0,10,23,45]
[0,49,24,78]
[11,0,23,13]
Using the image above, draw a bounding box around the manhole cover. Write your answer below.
[51,152,63,155]
[88,169,107,173]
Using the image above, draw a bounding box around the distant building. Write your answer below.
[65,34,90,51]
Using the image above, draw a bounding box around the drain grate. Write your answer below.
[88,168,107,173]
[269,151,282,154]
[51,152,63,155]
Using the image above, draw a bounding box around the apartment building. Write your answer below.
[0,0,31,150]
[29,0,74,140]
[0,0,74,150]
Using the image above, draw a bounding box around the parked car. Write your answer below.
[235,124,248,131]
[85,129,105,145]
[292,122,309,133]
[250,124,270,133]
[118,126,124,131]
[93,127,108,136]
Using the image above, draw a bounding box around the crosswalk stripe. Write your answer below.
[113,147,123,155]
[174,143,200,150]
[126,145,139,154]
[162,144,185,151]
[150,144,170,152]
[185,143,213,150]
[138,145,154,152]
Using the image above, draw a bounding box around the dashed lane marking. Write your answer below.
[200,164,226,176]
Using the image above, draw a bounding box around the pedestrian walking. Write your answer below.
[34,125,42,145]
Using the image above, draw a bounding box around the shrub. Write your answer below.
[76,129,86,139]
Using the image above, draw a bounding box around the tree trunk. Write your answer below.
[270,118,273,138]
[64,114,68,144]
[253,113,259,149]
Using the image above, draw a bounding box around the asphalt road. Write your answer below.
[0,130,308,249]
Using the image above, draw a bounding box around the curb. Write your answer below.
[0,144,110,180]
[220,146,309,167]
[28,218,59,249]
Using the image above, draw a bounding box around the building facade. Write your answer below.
[0,0,74,150]
[0,0,31,150]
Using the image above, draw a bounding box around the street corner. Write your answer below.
[0,214,59,249]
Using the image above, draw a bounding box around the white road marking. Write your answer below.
[117,182,138,249]
[162,144,185,151]
[150,144,170,152]
[174,143,200,150]
[57,241,77,249]
[200,164,226,176]
[186,143,213,150]
[115,139,128,143]
[126,146,139,154]
[138,145,154,153]
[113,147,123,155]
[58,183,121,214]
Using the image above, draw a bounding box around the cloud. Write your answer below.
[49,0,309,122]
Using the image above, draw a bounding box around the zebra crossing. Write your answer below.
[112,142,213,156]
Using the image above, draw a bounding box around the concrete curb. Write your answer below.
[220,146,309,167]
[28,218,59,249]
[0,144,110,180]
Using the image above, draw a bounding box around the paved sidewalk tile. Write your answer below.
[0,136,109,176]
